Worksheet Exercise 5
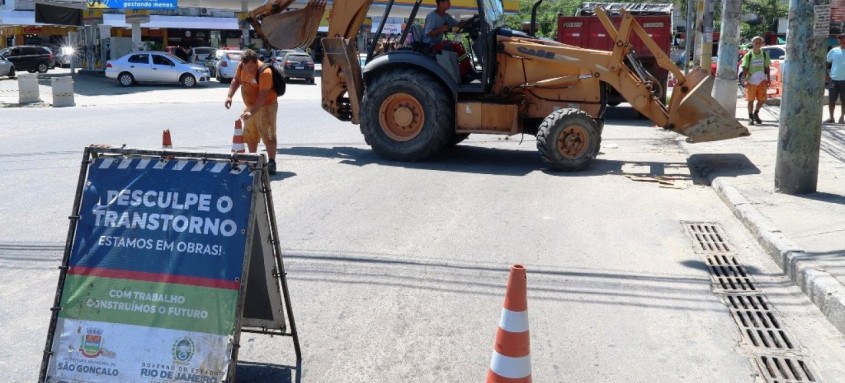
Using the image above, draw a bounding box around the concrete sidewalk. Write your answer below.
[678,96,845,334]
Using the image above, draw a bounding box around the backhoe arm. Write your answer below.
[500,8,748,143]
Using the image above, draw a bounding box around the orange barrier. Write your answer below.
[487,265,531,383]
[232,120,245,153]
[162,129,173,149]
[767,60,782,99]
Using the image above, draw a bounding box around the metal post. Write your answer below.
[774,0,829,194]
[712,0,742,112]
[699,0,714,70]
[685,0,695,74]
[241,1,251,48]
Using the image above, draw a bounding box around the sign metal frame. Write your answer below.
[38,147,301,383]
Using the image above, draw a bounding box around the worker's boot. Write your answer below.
[748,112,755,125]
[753,111,763,124]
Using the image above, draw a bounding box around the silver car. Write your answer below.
[105,51,210,88]
[0,56,14,78]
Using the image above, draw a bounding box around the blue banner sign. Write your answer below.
[46,156,255,382]
[87,0,177,10]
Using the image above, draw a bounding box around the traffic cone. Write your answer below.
[487,264,531,383]
[232,119,245,153]
[162,129,172,149]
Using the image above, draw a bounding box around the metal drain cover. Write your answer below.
[755,355,817,382]
[727,295,795,351]
[683,222,732,253]
[705,254,756,293]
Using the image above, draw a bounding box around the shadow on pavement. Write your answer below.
[799,192,845,205]
[20,71,230,96]
[822,125,845,163]
[679,259,762,276]
[281,144,695,179]
[236,360,300,383]
[686,153,760,185]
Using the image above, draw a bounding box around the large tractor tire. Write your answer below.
[536,108,601,172]
[446,133,470,147]
[360,69,453,161]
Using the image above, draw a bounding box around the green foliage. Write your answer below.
[505,0,676,39]
[741,0,787,39]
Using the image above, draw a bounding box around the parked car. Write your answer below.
[56,46,76,67]
[204,50,219,77]
[275,51,315,84]
[105,51,210,88]
[0,46,55,73]
[214,50,242,83]
[270,49,296,64]
[0,56,14,78]
[188,47,215,65]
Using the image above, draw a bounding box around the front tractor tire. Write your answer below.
[536,108,601,172]
[361,69,453,161]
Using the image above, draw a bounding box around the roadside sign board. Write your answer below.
[40,148,300,383]
[87,0,177,10]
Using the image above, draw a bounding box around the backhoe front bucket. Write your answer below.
[667,67,750,143]
[257,0,326,49]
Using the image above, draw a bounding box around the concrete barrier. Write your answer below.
[17,74,39,104]
[51,77,75,107]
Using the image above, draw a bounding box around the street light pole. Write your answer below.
[699,0,714,71]
[774,0,829,194]
[685,0,695,75]
[712,0,742,112]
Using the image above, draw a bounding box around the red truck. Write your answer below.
[558,3,673,107]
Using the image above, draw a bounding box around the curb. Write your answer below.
[675,132,845,334]
[709,177,845,334]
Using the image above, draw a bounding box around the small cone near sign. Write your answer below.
[232,120,245,153]
[162,129,173,149]
[487,264,531,383]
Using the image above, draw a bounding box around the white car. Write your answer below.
[214,50,242,83]
[105,51,210,88]
[0,56,14,78]
[188,47,215,65]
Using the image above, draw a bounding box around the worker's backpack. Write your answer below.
[256,63,286,97]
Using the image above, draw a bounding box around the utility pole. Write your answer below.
[774,0,830,194]
[685,0,695,75]
[695,0,714,69]
[712,0,741,112]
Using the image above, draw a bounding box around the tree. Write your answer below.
[505,0,683,39]
[741,0,788,40]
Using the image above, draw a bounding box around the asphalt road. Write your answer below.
[1,77,844,382]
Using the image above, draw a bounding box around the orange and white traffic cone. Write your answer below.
[487,264,531,383]
[232,119,245,153]
[162,129,173,149]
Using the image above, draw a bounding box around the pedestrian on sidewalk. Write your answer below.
[740,36,770,125]
[224,49,279,174]
[826,33,845,124]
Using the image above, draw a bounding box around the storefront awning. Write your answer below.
[103,13,241,29]
[1,10,241,30]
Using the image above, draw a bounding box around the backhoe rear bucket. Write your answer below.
[258,0,326,49]
[667,67,750,143]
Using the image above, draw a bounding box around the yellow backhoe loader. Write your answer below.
[247,0,748,171]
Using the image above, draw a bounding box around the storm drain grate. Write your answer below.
[756,355,817,382]
[705,254,756,292]
[684,222,732,253]
[682,221,820,381]
[727,295,796,351]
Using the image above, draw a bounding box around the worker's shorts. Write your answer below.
[829,80,845,105]
[243,102,278,145]
[745,83,767,102]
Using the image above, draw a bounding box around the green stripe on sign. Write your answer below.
[59,275,239,335]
